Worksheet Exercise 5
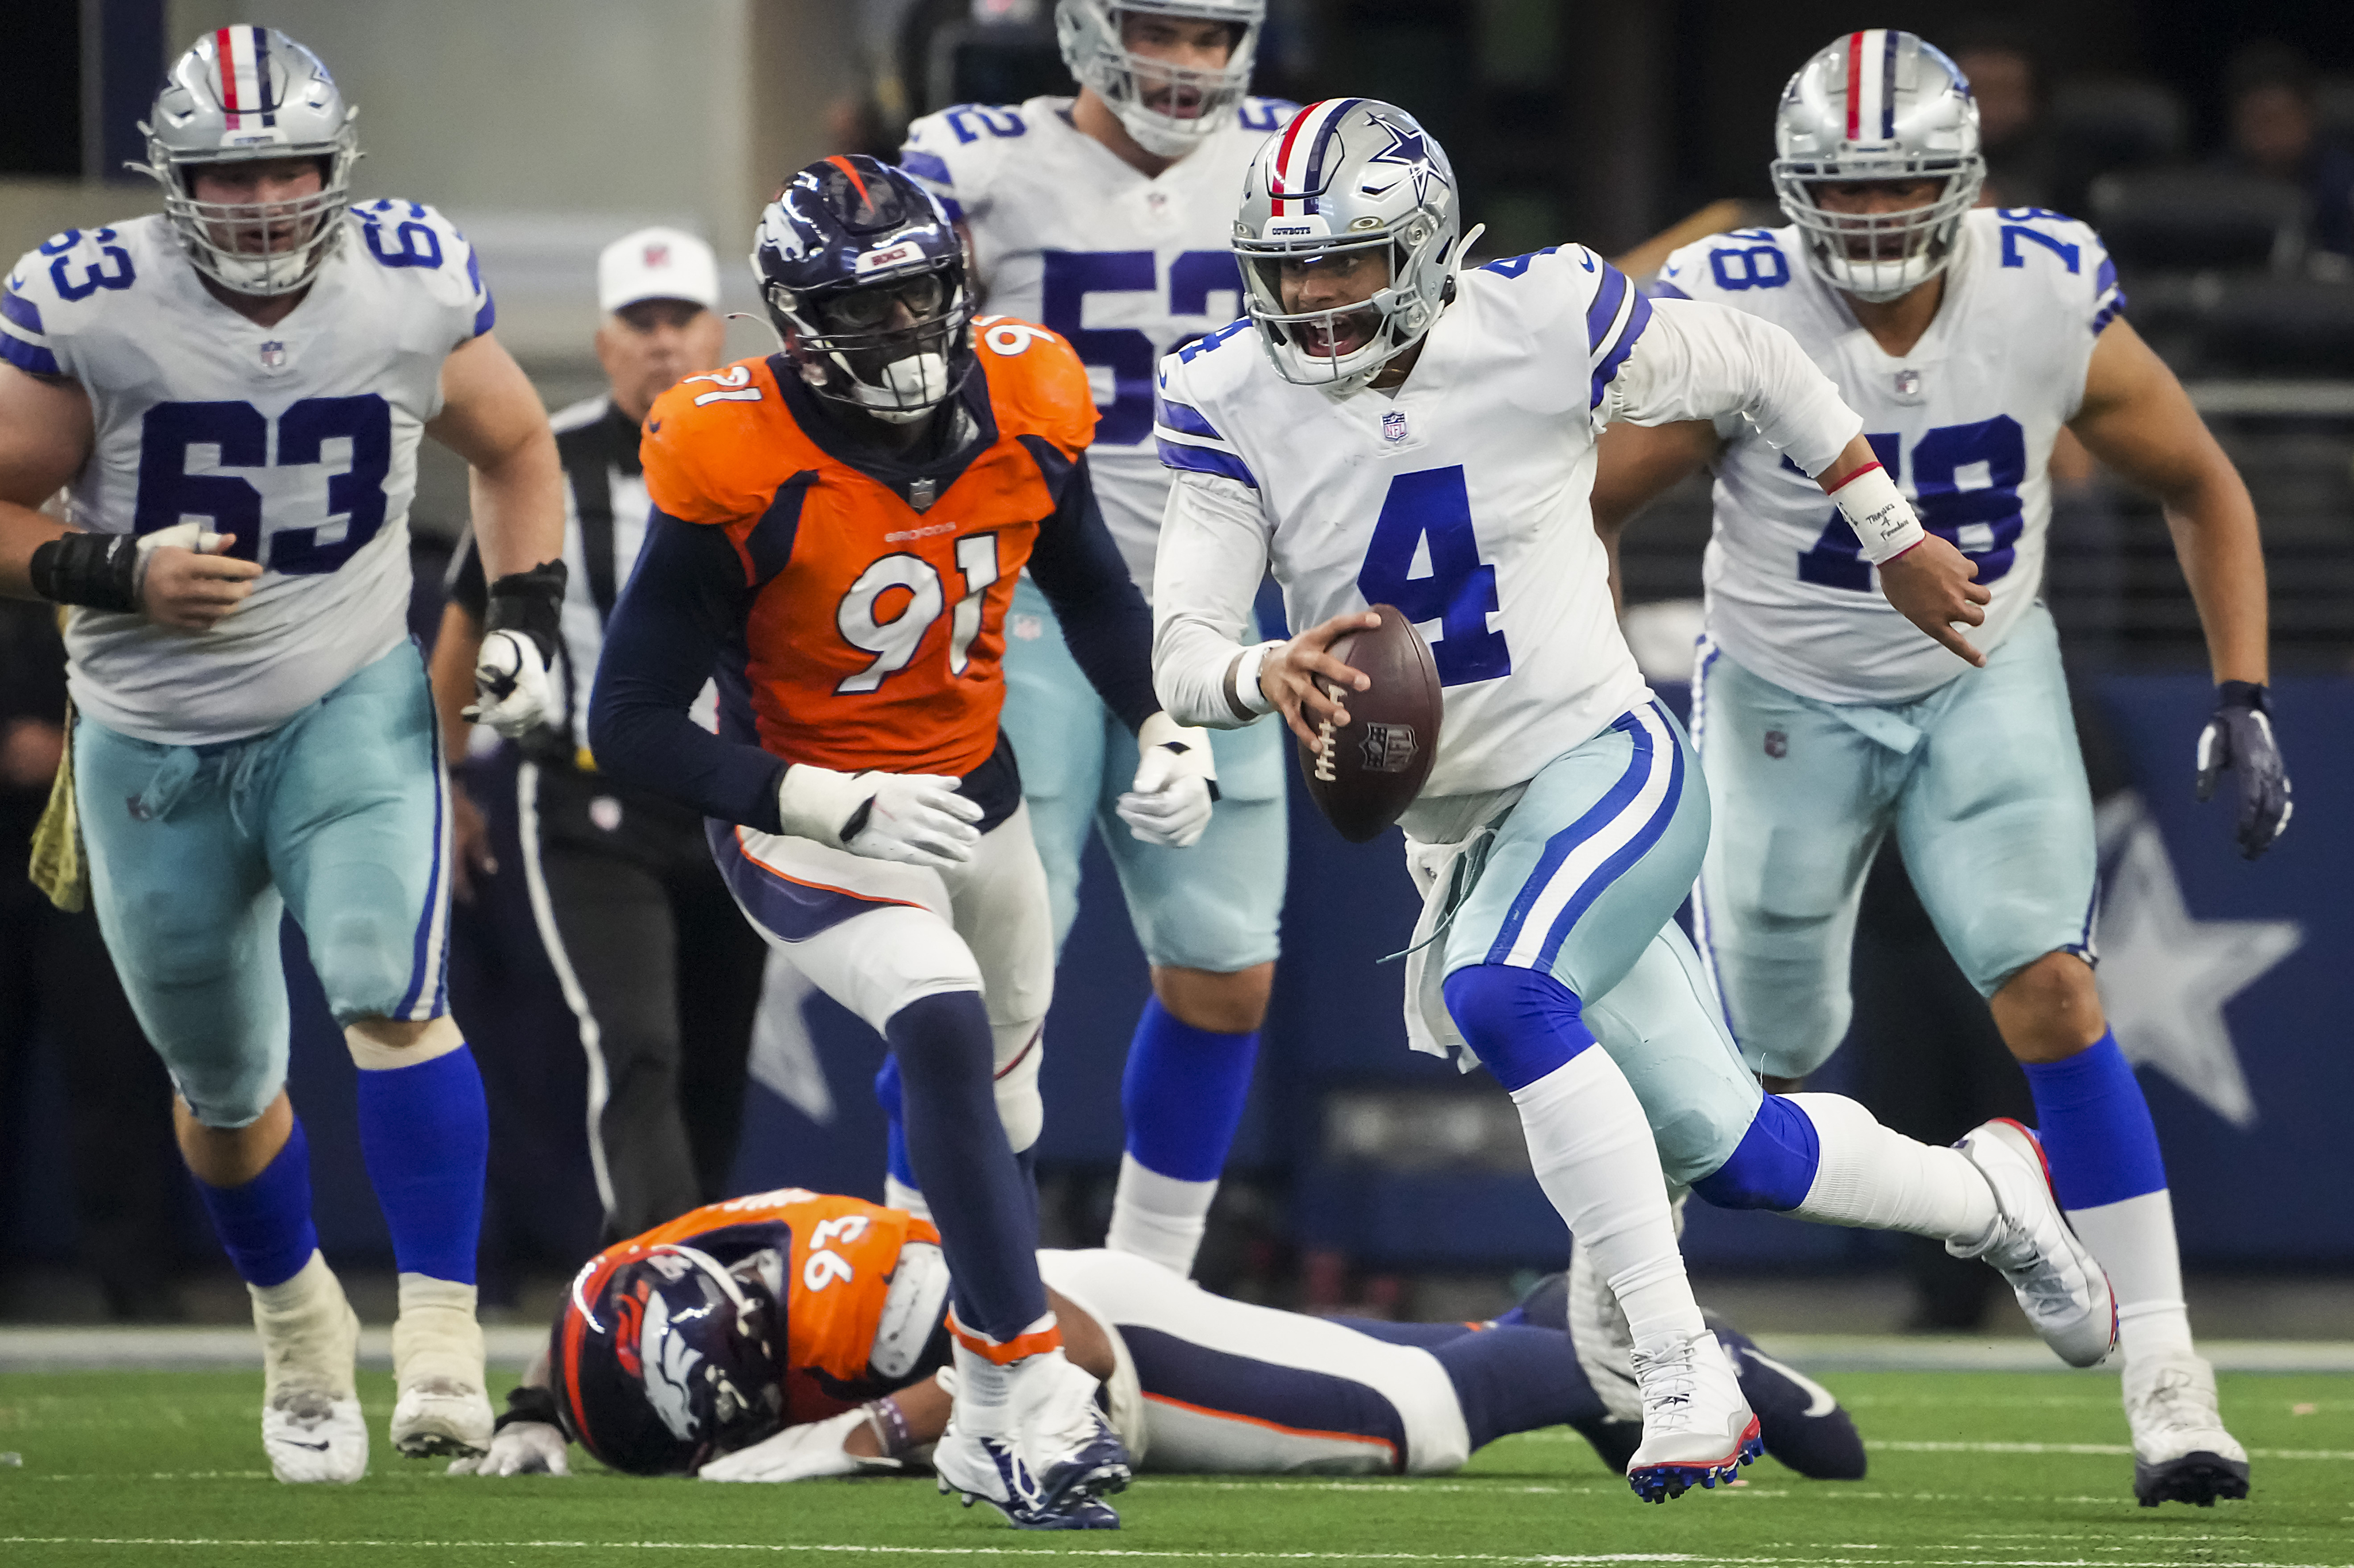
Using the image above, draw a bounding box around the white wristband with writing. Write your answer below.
[1829,463,1926,565]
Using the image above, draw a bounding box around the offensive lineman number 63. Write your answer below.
[832,316,1052,695]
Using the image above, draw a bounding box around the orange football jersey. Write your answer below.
[563,1188,941,1426]
[640,318,1097,778]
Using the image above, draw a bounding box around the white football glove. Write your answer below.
[776,764,982,871]
[446,1419,570,1477]
[1116,711,1218,849]
[697,1408,901,1483]
[464,627,557,739]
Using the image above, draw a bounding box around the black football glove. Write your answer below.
[2194,680,2291,860]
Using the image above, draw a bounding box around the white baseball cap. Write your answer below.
[598,226,718,313]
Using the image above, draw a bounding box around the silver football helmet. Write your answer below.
[132,27,359,297]
[1233,99,1463,396]
[1056,0,1263,159]
[1771,30,1984,302]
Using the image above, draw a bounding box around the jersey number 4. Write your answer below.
[1798,417,2027,590]
[133,396,393,575]
[1359,466,1511,687]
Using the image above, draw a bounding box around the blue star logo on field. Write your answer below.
[2093,795,2302,1128]
[1361,117,1448,207]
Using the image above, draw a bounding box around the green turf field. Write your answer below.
[3,1369,2349,1566]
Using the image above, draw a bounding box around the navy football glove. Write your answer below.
[2195,680,2291,860]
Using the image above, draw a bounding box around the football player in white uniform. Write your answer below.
[0,29,564,1481]
[1592,32,2280,1508]
[892,0,1295,1276]
[1152,98,2113,1504]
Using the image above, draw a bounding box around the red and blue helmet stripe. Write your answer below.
[1843,28,1899,143]
[1267,97,1364,217]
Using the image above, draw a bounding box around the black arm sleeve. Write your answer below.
[587,509,786,832]
[1021,445,1159,733]
[443,529,489,623]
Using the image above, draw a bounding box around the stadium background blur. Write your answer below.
[3,0,2350,1340]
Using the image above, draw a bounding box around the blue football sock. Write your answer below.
[2021,1031,2168,1210]
[1442,965,1596,1092]
[1428,1324,1607,1450]
[356,1043,488,1284]
[194,1114,320,1289]
[1691,1095,1824,1211]
[1121,997,1259,1182]
[888,991,1045,1343]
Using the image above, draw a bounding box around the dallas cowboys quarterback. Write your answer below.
[0,29,565,1481]
[892,0,1295,1276]
[1151,97,2109,1503]
[1590,32,2282,1508]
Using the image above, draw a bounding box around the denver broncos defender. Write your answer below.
[452,1187,1867,1492]
[891,0,1297,1278]
[587,155,1213,1530]
[1593,32,2279,1506]
[0,29,566,1481]
[1150,99,2115,1502]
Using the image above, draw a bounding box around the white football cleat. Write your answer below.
[935,1350,1127,1530]
[252,1252,367,1484]
[1624,1330,1761,1503]
[2125,1351,2249,1507]
[1947,1119,2117,1368]
[389,1276,493,1458]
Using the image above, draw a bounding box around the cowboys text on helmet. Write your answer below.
[1057,0,1265,159]
[133,26,359,298]
[753,155,976,425]
[1772,29,1986,303]
[1233,99,1466,396]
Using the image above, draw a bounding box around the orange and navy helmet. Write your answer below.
[549,1243,784,1475]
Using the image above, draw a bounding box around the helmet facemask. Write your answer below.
[1238,218,1456,396]
[767,261,975,425]
[1057,0,1261,159]
[1774,158,1984,302]
[133,28,359,298]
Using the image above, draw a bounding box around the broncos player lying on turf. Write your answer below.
[450,1189,1865,1486]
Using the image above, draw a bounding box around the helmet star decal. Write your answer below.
[1360,115,1449,206]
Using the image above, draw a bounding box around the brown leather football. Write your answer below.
[1297,603,1443,842]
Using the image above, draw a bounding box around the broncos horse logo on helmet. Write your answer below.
[753,155,975,425]
[552,1243,785,1475]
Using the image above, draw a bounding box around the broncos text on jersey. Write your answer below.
[899,95,1295,589]
[638,317,1098,779]
[1656,207,2125,704]
[0,204,493,746]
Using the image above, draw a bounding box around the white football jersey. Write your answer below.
[1151,246,1859,814]
[2,203,493,744]
[901,95,1294,589]
[1659,208,2123,704]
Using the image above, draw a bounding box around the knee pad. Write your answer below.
[992,1023,1044,1154]
[1441,965,1595,1093]
[822,910,986,1035]
[1690,1094,1823,1212]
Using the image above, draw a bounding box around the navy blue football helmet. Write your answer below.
[551,1243,785,1475]
[753,154,974,423]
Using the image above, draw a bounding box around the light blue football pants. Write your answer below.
[1000,573,1286,972]
[1692,602,2100,1081]
[75,642,452,1128]
[1430,701,1764,1185]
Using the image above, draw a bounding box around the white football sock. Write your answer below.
[1511,1050,1703,1344]
[1783,1093,1999,1243]
[884,1174,933,1223]
[2067,1189,2194,1361]
[1105,1153,1215,1276]
[949,1319,1061,1438]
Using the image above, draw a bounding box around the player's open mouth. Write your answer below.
[1143,84,1209,120]
[1301,311,1376,358]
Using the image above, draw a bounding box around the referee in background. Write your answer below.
[430,228,766,1240]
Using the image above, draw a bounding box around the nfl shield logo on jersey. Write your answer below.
[1382,410,1409,444]
[259,340,287,370]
